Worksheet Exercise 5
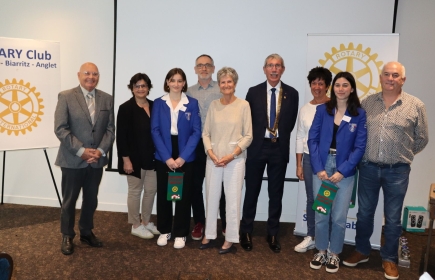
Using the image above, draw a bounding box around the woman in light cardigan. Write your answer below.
[200,67,252,254]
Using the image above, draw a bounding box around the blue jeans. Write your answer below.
[313,154,354,255]
[355,161,410,263]
[303,153,315,237]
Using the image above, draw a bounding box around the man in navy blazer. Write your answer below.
[55,62,115,255]
[240,54,299,253]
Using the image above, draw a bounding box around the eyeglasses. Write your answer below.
[265,64,283,69]
[196,63,214,69]
[82,71,100,77]
[134,84,148,89]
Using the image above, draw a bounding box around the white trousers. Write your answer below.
[204,158,245,243]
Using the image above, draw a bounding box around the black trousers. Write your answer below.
[60,165,103,238]
[191,139,226,228]
[156,136,193,237]
[241,139,287,236]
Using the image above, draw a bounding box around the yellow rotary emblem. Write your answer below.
[172,186,178,192]
[319,43,383,99]
[323,190,331,197]
[0,79,44,135]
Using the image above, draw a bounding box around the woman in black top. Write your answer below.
[117,73,160,239]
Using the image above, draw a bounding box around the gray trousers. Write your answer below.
[60,165,103,238]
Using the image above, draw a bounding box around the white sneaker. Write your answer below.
[310,252,327,269]
[157,233,171,246]
[174,237,186,249]
[131,225,153,239]
[144,222,160,235]
[294,236,315,253]
[325,255,340,273]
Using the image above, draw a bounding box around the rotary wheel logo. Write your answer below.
[172,186,178,192]
[319,43,383,99]
[324,190,331,197]
[0,78,44,135]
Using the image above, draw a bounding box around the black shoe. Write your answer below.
[240,232,252,251]
[219,244,237,254]
[80,232,103,247]
[199,240,215,250]
[61,237,74,255]
[267,235,281,253]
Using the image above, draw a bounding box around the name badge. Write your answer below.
[342,115,351,123]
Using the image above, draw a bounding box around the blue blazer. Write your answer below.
[308,104,367,177]
[151,94,201,163]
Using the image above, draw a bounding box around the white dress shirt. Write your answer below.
[264,81,281,138]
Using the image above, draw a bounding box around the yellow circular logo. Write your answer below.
[319,43,383,99]
[172,186,178,192]
[323,190,331,197]
[0,79,44,135]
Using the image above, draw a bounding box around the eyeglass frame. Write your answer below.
[81,71,100,77]
[265,64,284,70]
[195,63,214,69]
[133,84,148,89]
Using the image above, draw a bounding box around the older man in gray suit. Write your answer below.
[55,62,115,255]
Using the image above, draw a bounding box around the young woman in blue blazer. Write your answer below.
[151,68,201,249]
[308,72,367,273]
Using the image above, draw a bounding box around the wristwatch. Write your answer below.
[232,153,238,159]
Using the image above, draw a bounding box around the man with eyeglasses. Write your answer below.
[186,54,227,241]
[240,54,299,253]
[54,62,115,255]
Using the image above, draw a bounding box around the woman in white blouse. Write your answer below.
[294,67,332,253]
[151,68,201,249]
[199,67,253,254]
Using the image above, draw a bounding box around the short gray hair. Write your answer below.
[195,54,214,65]
[263,53,285,68]
[382,61,406,78]
[217,67,239,84]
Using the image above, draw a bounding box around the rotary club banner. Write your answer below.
[294,34,399,249]
[0,37,60,151]
[312,181,338,215]
[167,171,184,201]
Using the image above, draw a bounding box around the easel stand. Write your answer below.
[1,149,62,207]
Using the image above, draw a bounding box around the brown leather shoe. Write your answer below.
[342,250,369,267]
[382,261,399,280]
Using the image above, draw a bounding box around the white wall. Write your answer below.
[396,1,435,210]
[1,0,433,224]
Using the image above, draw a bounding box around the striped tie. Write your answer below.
[86,92,95,124]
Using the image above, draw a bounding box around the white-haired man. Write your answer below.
[343,62,428,280]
